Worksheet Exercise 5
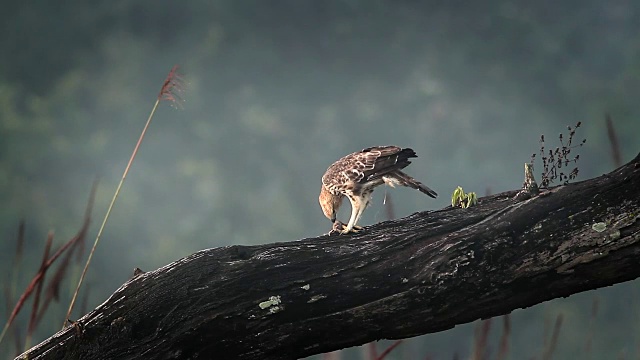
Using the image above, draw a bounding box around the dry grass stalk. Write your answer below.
[376,340,403,360]
[605,114,622,168]
[0,183,95,348]
[368,341,378,359]
[584,297,599,357]
[24,232,53,350]
[63,65,184,328]
[496,314,511,360]
[472,319,492,360]
[542,314,564,360]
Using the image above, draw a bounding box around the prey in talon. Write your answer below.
[319,145,437,235]
[329,220,346,235]
[329,220,363,235]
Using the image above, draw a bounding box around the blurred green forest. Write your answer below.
[1,1,640,358]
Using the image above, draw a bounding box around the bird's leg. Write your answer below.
[341,196,364,234]
[341,206,358,234]
[352,192,371,230]
[347,204,366,233]
[345,191,371,233]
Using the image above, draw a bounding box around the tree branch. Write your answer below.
[18,153,640,360]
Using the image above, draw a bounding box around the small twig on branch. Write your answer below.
[531,122,586,188]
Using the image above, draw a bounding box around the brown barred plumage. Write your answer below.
[319,145,437,234]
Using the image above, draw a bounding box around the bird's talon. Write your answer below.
[338,223,364,234]
[328,220,364,235]
[341,226,363,234]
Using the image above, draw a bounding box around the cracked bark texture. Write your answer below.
[18,153,640,360]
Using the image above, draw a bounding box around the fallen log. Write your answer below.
[18,152,640,360]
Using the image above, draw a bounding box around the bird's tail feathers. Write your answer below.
[391,171,438,198]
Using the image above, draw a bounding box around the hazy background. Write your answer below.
[1,1,639,358]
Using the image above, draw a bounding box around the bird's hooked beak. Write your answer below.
[329,194,343,223]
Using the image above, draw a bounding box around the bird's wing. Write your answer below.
[322,146,417,192]
[356,146,416,183]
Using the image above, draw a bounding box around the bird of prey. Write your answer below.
[319,145,437,234]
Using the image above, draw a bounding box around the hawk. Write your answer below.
[319,145,437,234]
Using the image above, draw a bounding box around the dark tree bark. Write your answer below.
[18,153,640,360]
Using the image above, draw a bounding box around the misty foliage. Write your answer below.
[1,1,640,358]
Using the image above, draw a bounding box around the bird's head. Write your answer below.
[319,186,343,222]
